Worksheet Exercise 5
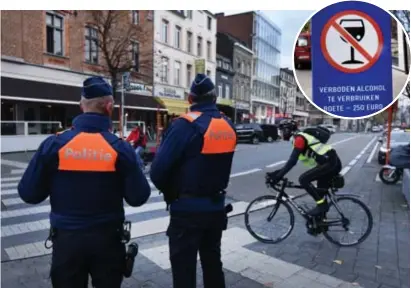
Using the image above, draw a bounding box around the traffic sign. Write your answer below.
[311,1,393,118]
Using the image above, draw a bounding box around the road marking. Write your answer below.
[1,177,22,182]
[266,160,286,168]
[340,166,351,176]
[1,182,18,189]
[367,142,380,163]
[230,169,262,178]
[330,135,360,147]
[1,159,28,169]
[3,201,250,260]
[348,159,357,166]
[11,169,26,175]
[339,136,377,176]
[1,189,18,196]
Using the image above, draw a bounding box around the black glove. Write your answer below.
[265,170,281,186]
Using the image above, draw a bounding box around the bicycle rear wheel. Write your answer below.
[244,195,295,244]
[323,196,373,247]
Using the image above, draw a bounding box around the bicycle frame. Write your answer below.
[268,178,355,226]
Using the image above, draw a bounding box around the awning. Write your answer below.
[1,77,165,111]
[155,97,189,115]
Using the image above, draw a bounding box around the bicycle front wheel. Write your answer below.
[323,196,373,247]
[244,195,295,244]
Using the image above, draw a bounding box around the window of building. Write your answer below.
[241,61,245,74]
[225,85,230,99]
[46,12,63,56]
[206,70,211,77]
[207,16,212,30]
[241,85,245,99]
[174,61,181,86]
[132,11,139,24]
[161,19,169,43]
[217,59,222,67]
[218,85,223,97]
[206,41,212,60]
[197,36,202,56]
[175,26,181,49]
[186,64,192,88]
[186,10,193,19]
[131,41,139,71]
[160,57,169,83]
[187,31,192,53]
[85,26,98,64]
[223,61,230,70]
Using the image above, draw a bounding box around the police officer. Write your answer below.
[18,76,151,288]
[150,74,237,288]
[267,126,342,216]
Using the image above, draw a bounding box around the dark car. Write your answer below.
[260,124,279,142]
[378,130,410,165]
[235,123,264,144]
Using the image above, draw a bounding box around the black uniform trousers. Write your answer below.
[298,149,342,201]
[167,210,228,288]
[50,223,125,288]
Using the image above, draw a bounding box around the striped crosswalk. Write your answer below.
[1,172,249,261]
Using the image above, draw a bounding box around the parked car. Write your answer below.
[319,124,336,134]
[260,124,279,142]
[235,123,264,144]
[371,126,380,132]
[294,32,311,69]
[378,130,410,165]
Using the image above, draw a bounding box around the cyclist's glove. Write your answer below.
[266,171,280,186]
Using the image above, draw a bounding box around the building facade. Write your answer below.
[293,86,309,127]
[216,11,282,124]
[216,32,253,123]
[153,10,216,116]
[233,42,253,123]
[215,54,235,117]
[279,68,296,122]
[1,10,159,131]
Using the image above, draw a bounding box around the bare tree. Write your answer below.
[390,10,410,34]
[89,10,153,98]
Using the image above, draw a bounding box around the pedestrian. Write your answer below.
[17,76,151,288]
[150,74,237,288]
[126,125,146,170]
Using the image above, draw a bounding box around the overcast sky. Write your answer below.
[212,10,315,69]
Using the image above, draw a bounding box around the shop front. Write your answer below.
[1,76,165,152]
[154,84,189,116]
[251,101,275,124]
[216,98,235,120]
[234,101,250,124]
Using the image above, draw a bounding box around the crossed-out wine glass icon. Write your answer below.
[339,18,366,65]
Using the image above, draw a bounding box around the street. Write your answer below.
[1,133,409,288]
[295,68,409,101]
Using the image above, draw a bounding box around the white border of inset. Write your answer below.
[292,0,411,120]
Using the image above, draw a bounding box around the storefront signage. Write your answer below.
[195,59,206,74]
[235,101,250,110]
[218,98,233,106]
[155,85,184,99]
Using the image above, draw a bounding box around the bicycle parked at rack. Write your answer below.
[244,175,373,247]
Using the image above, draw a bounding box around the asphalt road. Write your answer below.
[294,68,409,101]
[1,132,409,288]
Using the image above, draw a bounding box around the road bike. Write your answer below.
[244,175,373,247]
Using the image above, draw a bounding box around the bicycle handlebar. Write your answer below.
[267,177,304,191]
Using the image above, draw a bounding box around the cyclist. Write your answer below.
[266,126,342,216]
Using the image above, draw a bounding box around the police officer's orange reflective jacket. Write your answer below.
[18,113,151,229]
[150,103,237,212]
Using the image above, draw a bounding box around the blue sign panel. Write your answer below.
[312,1,392,118]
